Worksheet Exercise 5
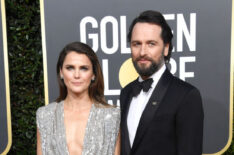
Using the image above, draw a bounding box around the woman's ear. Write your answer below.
[91,75,95,81]
[60,69,63,79]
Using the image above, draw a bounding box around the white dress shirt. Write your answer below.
[127,64,166,147]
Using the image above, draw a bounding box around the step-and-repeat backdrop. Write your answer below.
[40,0,233,154]
[0,0,233,154]
[0,0,11,155]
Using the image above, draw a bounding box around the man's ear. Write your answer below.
[164,43,169,57]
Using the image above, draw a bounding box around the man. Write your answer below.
[120,10,204,155]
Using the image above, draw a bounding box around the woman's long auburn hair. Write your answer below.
[55,42,108,106]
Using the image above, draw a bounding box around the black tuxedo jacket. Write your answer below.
[120,69,204,155]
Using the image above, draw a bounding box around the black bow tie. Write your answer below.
[132,78,153,97]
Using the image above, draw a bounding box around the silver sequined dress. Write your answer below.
[36,101,120,155]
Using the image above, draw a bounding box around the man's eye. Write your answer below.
[132,42,140,47]
[149,42,155,46]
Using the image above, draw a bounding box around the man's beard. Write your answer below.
[132,54,164,77]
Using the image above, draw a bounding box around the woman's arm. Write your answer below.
[37,128,42,155]
[114,131,121,155]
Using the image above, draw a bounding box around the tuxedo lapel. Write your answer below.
[131,70,173,152]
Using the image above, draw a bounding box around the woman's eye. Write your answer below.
[81,66,88,71]
[66,66,73,70]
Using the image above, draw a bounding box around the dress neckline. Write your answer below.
[59,101,94,155]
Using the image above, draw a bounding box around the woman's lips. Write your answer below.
[72,82,82,86]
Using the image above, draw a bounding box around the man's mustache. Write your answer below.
[135,56,153,62]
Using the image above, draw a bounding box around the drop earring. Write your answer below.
[91,76,95,82]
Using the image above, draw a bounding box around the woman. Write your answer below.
[36,42,120,155]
